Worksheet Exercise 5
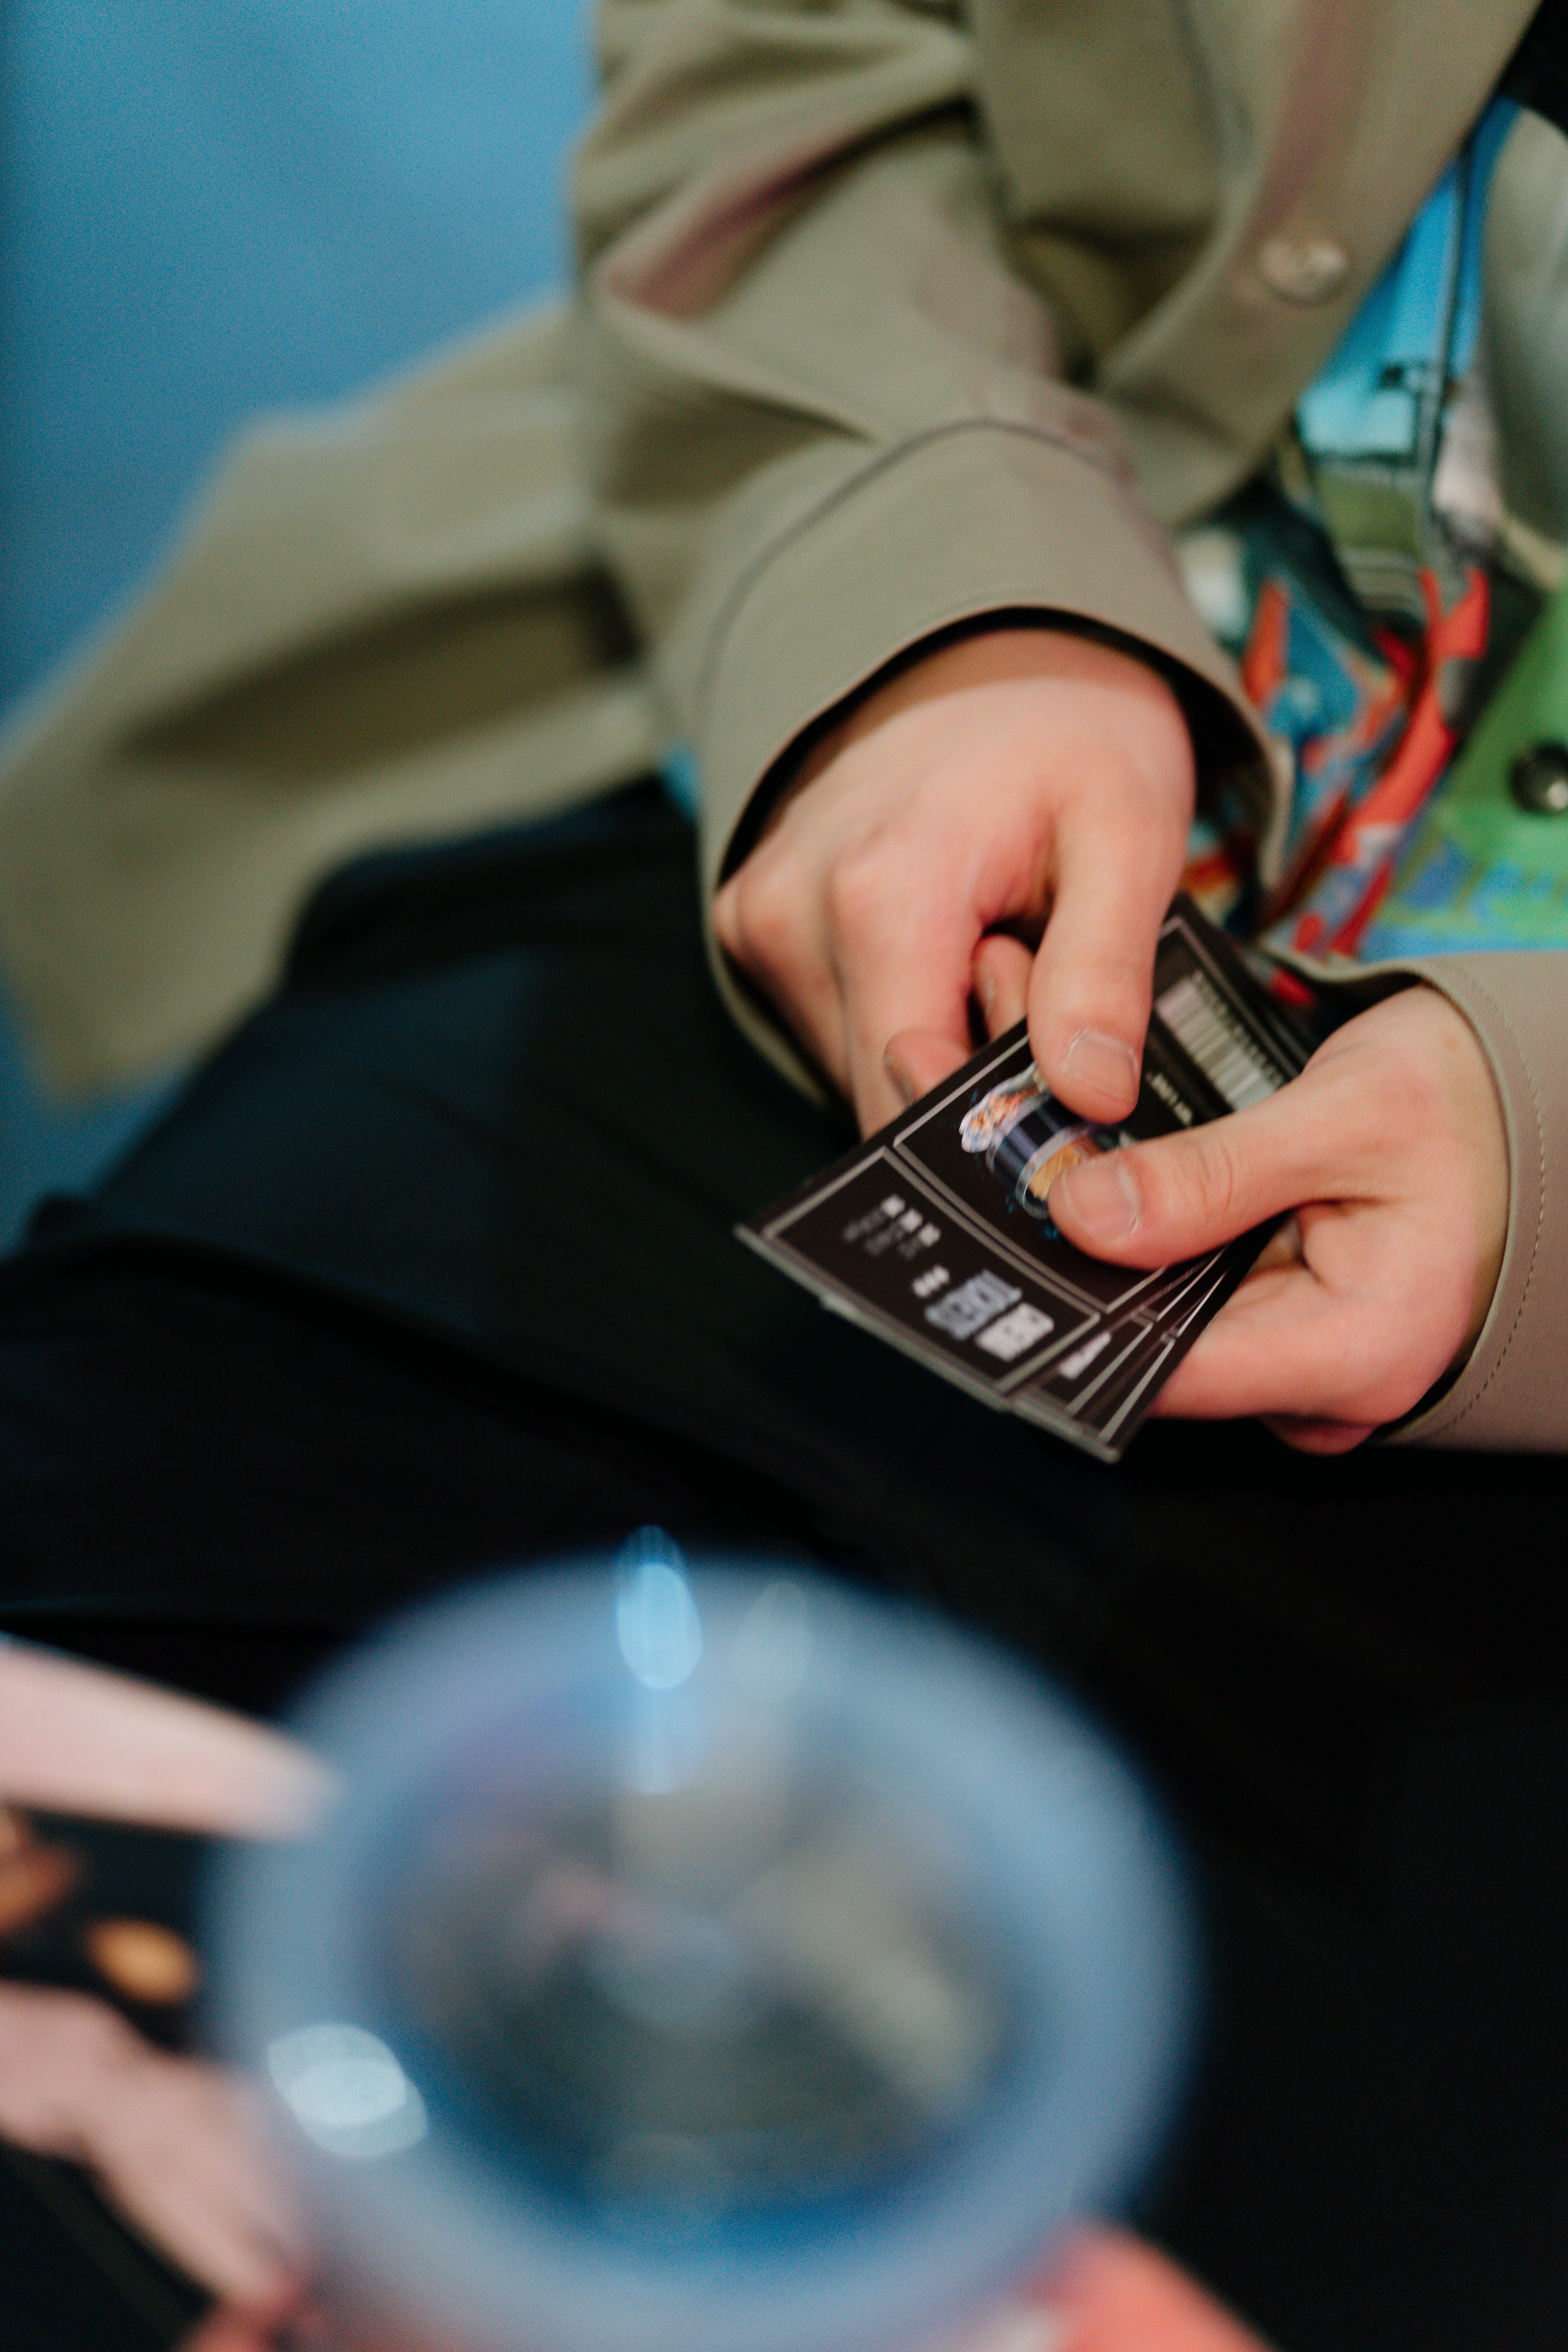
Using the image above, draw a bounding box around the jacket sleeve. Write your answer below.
[1381,953,1568,1450]
[572,2,1270,982]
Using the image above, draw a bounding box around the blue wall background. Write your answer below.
[0,0,594,1237]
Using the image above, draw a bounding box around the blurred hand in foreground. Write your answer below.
[173,2223,1276,2352]
[0,1982,305,2307]
[0,1641,334,2339]
[1027,2225,1276,2349]
[1,1656,1278,2352]
[713,626,1194,1135]
[0,1642,330,1836]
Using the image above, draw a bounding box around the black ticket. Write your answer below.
[738,898,1318,1461]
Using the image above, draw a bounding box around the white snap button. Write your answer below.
[1256,234,1352,305]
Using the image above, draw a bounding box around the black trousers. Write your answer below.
[2,784,1565,2350]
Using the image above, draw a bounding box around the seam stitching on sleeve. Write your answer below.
[1420,969,1546,1439]
[693,416,1127,725]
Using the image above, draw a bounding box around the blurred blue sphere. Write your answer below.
[212,1541,1195,2352]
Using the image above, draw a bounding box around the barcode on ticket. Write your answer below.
[1154,969,1285,1110]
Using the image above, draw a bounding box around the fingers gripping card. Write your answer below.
[738,900,1316,1461]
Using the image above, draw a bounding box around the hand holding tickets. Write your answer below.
[741,899,1318,1459]
[714,628,1195,1136]
[1046,984,1508,1452]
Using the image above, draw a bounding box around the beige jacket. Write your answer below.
[0,0,1562,1446]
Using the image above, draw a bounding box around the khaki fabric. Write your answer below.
[0,0,1563,1445]
[1390,953,1568,1450]
[0,0,1539,1092]
[0,309,662,1087]
[1283,946,1568,1452]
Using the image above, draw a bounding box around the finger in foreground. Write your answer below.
[178,2310,276,2352]
[177,2279,319,2352]
[96,2063,306,2301]
[1026,780,1190,1123]
[108,2158,298,2307]
[1035,2223,1276,2351]
[0,1644,332,1836]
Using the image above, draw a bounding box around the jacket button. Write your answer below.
[1509,740,1568,813]
[1256,234,1352,304]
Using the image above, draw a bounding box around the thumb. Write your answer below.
[1047,1082,1323,1266]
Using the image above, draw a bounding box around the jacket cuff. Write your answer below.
[691,419,1271,1092]
[1376,953,1568,1450]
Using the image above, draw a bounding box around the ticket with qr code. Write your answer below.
[738,898,1319,1461]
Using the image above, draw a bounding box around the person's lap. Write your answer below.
[1,781,1564,2349]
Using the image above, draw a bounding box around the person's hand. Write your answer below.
[1026,2225,1274,2350]
[177,2281,326,2352]
[0,1984,307,2303]
[713,626,1195,1135]
[0,1643,331,1836]
[0,1648,334,2332]
[1027,984,1508,1452]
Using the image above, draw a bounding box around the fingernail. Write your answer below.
[883,1050,916,1107]
[975,962,996,1018]
[1063,1027,1140,1107]
[1053,1153,1141,1242]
